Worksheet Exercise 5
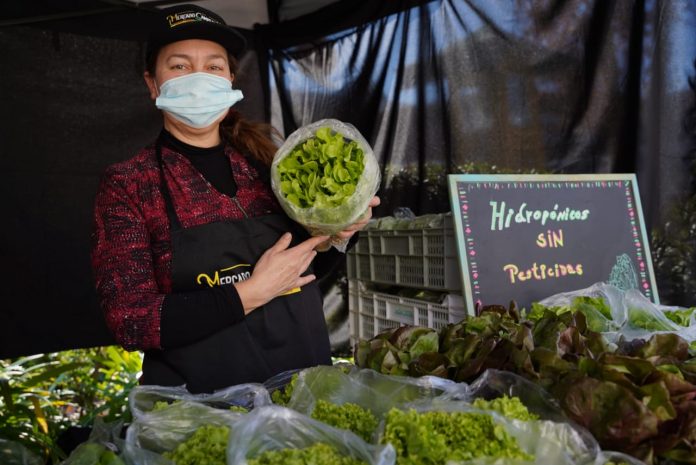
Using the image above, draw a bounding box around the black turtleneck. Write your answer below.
[160,129,237,198]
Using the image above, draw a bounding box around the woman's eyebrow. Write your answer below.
[166,53,192,61]
[165,53,227,62]
[206,54,228,62]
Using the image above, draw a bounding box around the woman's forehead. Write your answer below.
[159,39,228,59]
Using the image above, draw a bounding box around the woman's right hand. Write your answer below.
[234,233,329,313]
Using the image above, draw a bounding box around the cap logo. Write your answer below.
[167,11,221,28]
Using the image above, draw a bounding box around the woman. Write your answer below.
[91,4,378,393]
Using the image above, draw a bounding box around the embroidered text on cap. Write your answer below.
[167,11,222,28]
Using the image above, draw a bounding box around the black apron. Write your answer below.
[141,140,331,393]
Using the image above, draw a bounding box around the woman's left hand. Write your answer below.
[317,196,381,251]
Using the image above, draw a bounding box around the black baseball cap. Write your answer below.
[146,4,246,61]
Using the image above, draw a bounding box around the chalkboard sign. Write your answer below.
[447,174,658,312]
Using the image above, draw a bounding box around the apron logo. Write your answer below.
[196,263,251,287]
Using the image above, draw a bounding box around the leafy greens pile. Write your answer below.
[310,400,378,442]
[472,395,539,421]
[247,442,367,465]
[277,127,365,209]
[270,372,298,405]
[355,305,696,464]
[163,424,230,465]
[381,408,532,465]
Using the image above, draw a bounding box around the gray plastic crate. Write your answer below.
[347,214,461,291]
[348,280,467,345]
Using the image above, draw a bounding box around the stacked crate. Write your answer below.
[347,213,469,345]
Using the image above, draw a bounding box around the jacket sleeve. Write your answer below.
[91,170,247,351]
[91,170,166,351]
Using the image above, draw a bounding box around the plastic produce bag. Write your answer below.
[286,365,458,420]
[534,282,624,333]
[0,438,43,465]
[451,369,573,423]
[536,283,696,345]
[227,405,395,465]
[377,401,597,465]
[262,367,303,405]
[439,369,600,461]
[271,119,381,250]
[129,383,270,419]
[124,384,269,464]
[620,289,696,343]
[60,418,125,465]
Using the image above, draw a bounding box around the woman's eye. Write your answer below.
[209,65,223,71]
[170,64,186,70]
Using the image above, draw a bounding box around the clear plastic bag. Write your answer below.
[124,384,270,464]
[285,365,458,420]
[226,405,396,465]
[619,289,696,342]
[536,282,624,333]
[59,419,125,465]
[0,438,43,465]
[262,368,303,402]
[536,282,696,345]
[445,369,571,423]
[271,119,381,250]
[129,383,270,419]
[437,369,600,462]
[377,401,597,465]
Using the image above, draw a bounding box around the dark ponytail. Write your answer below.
[220,110,281,167]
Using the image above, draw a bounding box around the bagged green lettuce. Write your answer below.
[271,119,381,249]
[123,384,270,465]
[377,401,596,465]
[226,405,395,465]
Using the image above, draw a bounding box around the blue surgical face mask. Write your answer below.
[155,72,244,129]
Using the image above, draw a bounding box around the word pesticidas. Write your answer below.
[503,262,583,284]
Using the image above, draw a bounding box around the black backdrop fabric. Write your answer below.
[1,0,695,358]
[258,0,696,222]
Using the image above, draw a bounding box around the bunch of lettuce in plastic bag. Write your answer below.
[438,369,600,463]
[227,405,395,465]
[262,367,312,406]
[271,119,381,251]
[622,290,696,348]
[58,419,125,465]
[282,365,456,442]
[377,400,596,465]
[533,282,696,349]
[123,384,269,465]
[531,283,623,333]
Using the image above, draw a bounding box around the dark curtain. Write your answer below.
[258,0,696,224]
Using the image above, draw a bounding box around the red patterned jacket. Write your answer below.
[91,142,281,351]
